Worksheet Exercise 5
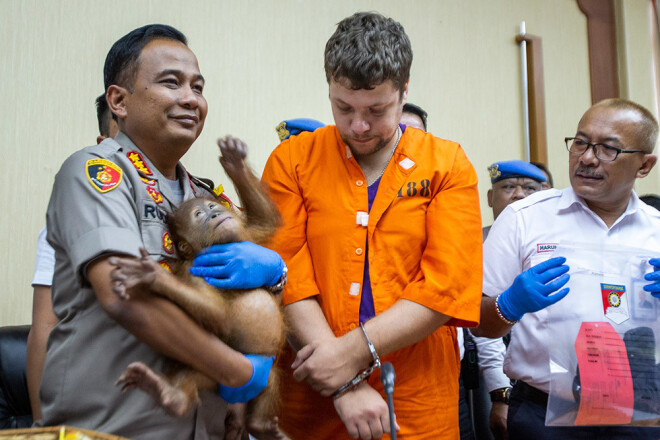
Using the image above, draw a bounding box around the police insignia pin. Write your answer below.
[276,122,290,141]
[213,184,225,197]
[487,164,501,179]
[147,186,163,204]
[159,260,173,273]
[140,176,156,186]
[86,159,123,193]
[162,232,174,254]
[127,151,153,175]
[217,192,234,210]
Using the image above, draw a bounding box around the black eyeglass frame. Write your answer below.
[564,137,646,162]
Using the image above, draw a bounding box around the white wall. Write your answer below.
[0,0,657,325]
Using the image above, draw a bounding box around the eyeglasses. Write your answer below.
[565,137,646,162]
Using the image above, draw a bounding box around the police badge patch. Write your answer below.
[600,283,629,324]
[86,159,123,193]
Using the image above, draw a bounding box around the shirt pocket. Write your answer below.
[528,253,552,270]
[139,198,173,259]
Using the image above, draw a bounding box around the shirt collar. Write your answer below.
[112,131,196,205]
[557,186,585,212]
[558,186,655,221]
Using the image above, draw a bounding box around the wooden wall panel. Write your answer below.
[578,0,620,102]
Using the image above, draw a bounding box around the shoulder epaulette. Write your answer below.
[188,174,216,196]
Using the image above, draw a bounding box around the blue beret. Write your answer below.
[488,160,547,184]
[276,118,325,141]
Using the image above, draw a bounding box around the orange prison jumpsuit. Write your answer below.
[262,125,482,439]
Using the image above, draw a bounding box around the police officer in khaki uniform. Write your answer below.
[39,25,283,439]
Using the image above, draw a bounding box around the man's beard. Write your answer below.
[344,129,397,159]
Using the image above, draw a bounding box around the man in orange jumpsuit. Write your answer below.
[261,12,482,439]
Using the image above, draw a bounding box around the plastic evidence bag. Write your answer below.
[545,242,660,427]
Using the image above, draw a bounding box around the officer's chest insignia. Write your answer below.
[85,159,123,193]
[213,185,235,210]
[140,176,156,186]
[219,197,231,209]
[162,232,174,254]
[159,259,173,272]
[147,186,164,204]
[213,183,225,197]
[127,151,153,175]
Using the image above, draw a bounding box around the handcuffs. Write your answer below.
[331,322,381,399]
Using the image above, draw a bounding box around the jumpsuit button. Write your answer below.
[356,248,363,255]
[356,180,364,186]
[349,323,357,330]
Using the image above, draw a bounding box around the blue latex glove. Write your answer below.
[498,256,571,322]
[189,241,285,289]
[218,354,274,403]
[643,258,660,299]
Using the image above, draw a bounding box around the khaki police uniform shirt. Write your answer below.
[40,132,226,439]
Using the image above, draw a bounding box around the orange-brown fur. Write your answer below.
[115,193,286,438]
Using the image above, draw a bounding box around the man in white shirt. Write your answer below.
[477,159,547,440]
[474,98,660,439]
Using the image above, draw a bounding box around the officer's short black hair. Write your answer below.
[103,24,187,93]
[402,103,428,131]
[95,94,111,137]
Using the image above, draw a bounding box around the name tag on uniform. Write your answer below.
[142,200,166,222]
[537,243,557,253]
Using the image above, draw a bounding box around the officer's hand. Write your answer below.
[643,258,660,299]
[333,382,398,439]
[497,256,570,322]
[219,354,274,404]
[190,242,285,289]
[489,402,509,440]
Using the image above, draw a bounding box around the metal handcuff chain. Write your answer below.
[332,322,381,399]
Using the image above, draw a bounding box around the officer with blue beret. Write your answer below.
[477,160,548,439]
[485,160,547,238]
[488,160,547,184]
[276,118,325,141]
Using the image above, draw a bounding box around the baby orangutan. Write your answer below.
[109,136,287,440]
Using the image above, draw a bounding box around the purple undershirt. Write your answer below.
[359,124,406,323]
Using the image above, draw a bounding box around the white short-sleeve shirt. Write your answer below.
[483,187,660,392]
[32,226,55,287]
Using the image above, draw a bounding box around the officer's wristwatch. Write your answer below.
[266,264,288,295]
[489,387,511,404]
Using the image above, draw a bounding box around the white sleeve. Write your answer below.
[457,327,465,360]
[472,334,511,391]
[483,205,524,298]
[32,226,55,287]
